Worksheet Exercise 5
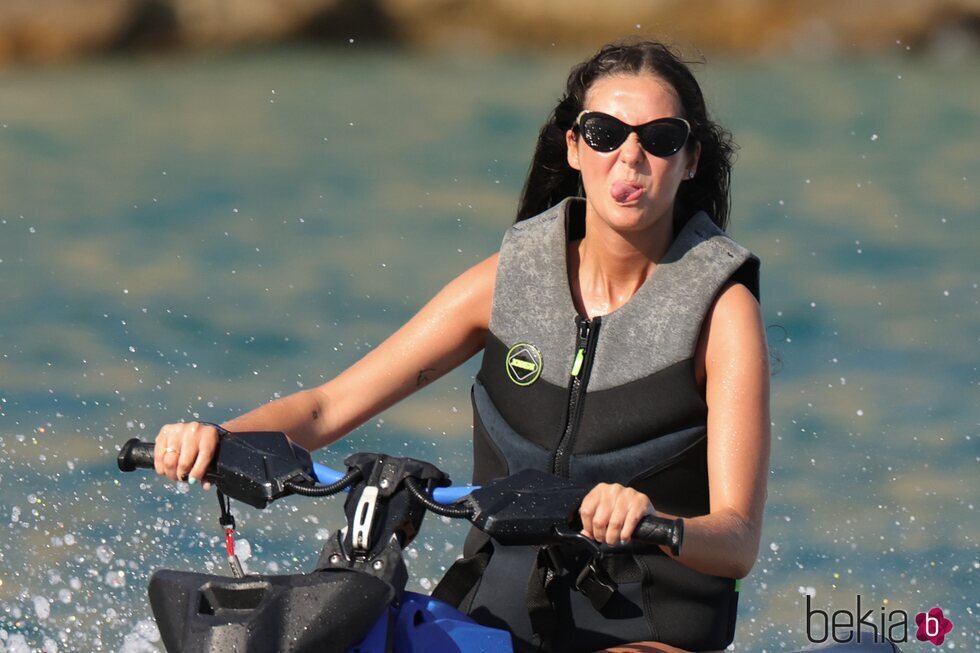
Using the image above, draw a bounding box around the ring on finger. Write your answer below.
[163,447,179,455]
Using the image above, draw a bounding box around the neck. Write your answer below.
[569,203,675,317]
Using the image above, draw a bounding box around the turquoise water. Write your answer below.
[0,47,977,651]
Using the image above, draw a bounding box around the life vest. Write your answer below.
[438,197,760,652]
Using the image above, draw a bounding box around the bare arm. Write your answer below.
[678,281,771,578]
[579,281,771,578]
[155,253,499,484]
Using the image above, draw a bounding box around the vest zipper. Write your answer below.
[552,315,601,478]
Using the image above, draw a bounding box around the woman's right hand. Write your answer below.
[154,422,222,488]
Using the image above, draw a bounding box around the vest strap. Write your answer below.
[526,547,566,652]
[525,544,626,651]
[430,539,492,612]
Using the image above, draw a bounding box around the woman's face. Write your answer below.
[566,73,700,235]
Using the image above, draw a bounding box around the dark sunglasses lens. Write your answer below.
[580,115,628,152]
[639,121,688,156]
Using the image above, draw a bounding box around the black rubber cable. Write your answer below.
[284,469,363,497]
[404,477,474,519]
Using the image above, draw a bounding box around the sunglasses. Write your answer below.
[573,111,691,157]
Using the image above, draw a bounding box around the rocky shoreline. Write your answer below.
[1,0,978,65]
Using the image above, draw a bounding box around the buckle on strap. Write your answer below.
[574,559,618,611]
[536,541,620,612]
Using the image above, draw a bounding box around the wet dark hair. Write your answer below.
[515,40,736,231]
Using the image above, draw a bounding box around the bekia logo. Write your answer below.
[806,595,954,646]
[915,607,953,646]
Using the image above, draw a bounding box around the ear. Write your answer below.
[566,128,581,171]
[687,140,702,178]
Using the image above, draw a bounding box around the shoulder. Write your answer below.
[704,281,767,366]
[457,252,499,289]
[675,212,761,299]
[437,253,499,318]
[712,280,759,316]
[502,199,572,247]
[695,279,768,389]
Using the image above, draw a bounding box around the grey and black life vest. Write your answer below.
[437,197,760,652]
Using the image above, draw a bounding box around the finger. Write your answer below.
[153,430,165,476]
[620,496,653,543]
[579,493,597,538]
[578,484,609,538]
[605,486,638,545]
[175,425,204,482]
[175,446,196,482]
[161,425,185,481]
[164,446,180,480]
[619,505,641,543]
[155,425,178,477]
[188,425,219,485]
[590,499,613,544]
[605,497,631,546]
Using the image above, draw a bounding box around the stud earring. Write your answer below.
[688,170,695,179]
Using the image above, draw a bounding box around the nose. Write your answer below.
[618,132,644,165]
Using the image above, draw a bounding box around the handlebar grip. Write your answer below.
[633,515,683,556]
[118,438,156,472]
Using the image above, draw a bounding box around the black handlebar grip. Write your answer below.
[634,515,683,556]
[118,438,155,472]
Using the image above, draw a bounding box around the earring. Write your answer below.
[688,170,695,179]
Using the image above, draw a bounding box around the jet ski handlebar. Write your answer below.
[117,431,682,555]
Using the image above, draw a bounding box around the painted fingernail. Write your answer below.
[188,476,197,485]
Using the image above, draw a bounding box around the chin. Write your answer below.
[601,201,667,233]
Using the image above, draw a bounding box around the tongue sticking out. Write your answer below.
[611,181,644,204]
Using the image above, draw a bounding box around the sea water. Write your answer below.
[0,46,976,651]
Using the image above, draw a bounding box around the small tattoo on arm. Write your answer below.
[417,368,436,386]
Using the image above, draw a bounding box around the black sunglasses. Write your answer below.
[573,111,691,157]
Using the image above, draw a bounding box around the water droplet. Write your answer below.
[236,538,252,561]
[105,570,126,587]
[33,595,51,619]
[96,545,114,564]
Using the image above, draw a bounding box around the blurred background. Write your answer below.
[1,1,978,651]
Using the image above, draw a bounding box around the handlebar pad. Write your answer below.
[118,438,155,472]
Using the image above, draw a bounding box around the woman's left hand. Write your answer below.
[579,483,656,546]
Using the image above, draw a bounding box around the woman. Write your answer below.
[153,41,770,653]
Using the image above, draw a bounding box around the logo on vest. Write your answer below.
[506,343,542,386]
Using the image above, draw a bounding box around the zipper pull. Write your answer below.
[571,318,591,377]
[571,348,585,377]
